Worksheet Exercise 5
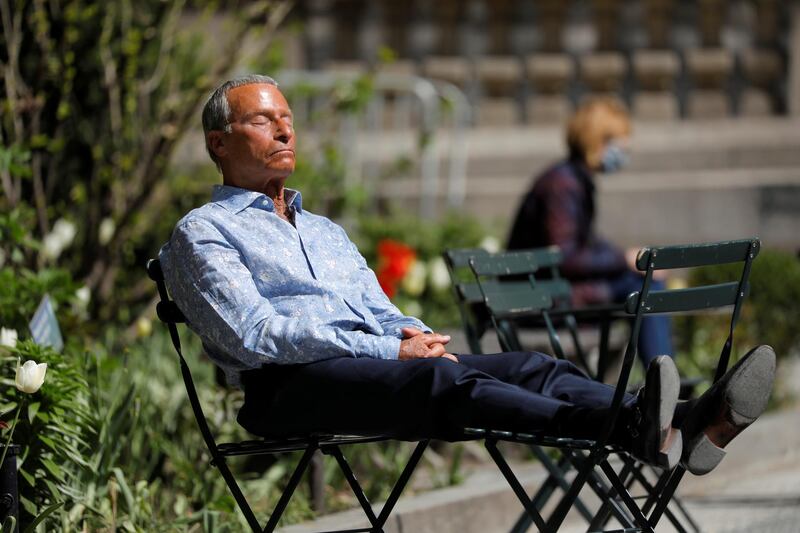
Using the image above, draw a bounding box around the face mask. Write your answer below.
[600,143,628,173]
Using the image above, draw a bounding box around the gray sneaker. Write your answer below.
[628,355,682,470]
[680,345,777,476]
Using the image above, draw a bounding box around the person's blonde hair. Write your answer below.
[566,97,631,170]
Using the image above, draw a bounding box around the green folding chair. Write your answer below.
[464,238,759,532]
[467,251,698,533]
[445,246,597,373]
[443,247,494,354]
[146,258,429,533]
[467,250,632,530]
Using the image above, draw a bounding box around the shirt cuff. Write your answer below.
[356,334,400,360]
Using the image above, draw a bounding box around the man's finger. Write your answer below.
[401,327,423,339]
[420,333,451,346]
[427,343,446,357]
[443,353,459,363]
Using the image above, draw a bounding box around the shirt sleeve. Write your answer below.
[343,232,432,339]
[163,218,401,366]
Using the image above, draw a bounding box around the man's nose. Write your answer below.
[274,117,293,143]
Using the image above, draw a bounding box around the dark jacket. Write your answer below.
[507,159,627,305]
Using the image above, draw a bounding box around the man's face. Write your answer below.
[211,83,296,189]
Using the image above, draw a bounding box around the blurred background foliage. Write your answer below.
[0,0,475,530]
[1,0,799,531]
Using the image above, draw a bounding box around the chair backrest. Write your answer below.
[444,246,572,354]
[624,238,760,382]
[146,258,222,458]
[146,259,187,324]
[443,248,493,353]
[603,238,760,444]
[468,250,575,356]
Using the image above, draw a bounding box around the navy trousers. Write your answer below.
[238,351,635,441]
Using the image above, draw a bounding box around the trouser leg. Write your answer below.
[239,352,636,441]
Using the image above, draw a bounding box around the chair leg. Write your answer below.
[213,453,264,533]
[543,448,609,532]
[263,445,318,533]
[532,448,595,521]
[485,439,549,532]
[639,465,699,532]
[647,465,688,529]
[324,445,380,528]
[626,464,692,533]
[598,459,655,533]
[570,452,636,530]
[588,457,637,531]
[375,440,429,528]
[510,450,596,533]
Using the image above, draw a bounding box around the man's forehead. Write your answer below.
[228,83,289,113]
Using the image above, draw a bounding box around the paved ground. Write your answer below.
[282,356,800,533]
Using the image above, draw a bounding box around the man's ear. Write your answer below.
[207,131,227,160]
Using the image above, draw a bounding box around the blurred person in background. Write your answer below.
[507,98,673,367]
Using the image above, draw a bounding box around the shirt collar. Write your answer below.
[211,184,303,214]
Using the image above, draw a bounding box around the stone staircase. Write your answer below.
[368,117,800,250]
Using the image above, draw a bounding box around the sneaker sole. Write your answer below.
[654,356,682,469]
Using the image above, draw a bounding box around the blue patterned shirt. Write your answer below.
[159,184,430,386]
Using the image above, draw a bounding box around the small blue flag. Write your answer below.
[29,294,64,353]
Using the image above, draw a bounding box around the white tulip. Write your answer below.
[401,261,427,297]
[98,218,115,246]
[15,359,47,394]
[74,286,91,308]
[135,317,153,338]
[480,236,501,253]
[0,328,18,348]
[53,218,77,243]
[428,257,452,291]
[42,219,77,260]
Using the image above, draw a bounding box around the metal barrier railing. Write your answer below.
[278,70,471,218]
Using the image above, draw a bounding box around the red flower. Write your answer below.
[376,239,416,299]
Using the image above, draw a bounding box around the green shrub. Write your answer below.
[354,210,487,329]
[0,342,92,526]
[675,248,800,377]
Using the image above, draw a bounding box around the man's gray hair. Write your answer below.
[202,74,278,170]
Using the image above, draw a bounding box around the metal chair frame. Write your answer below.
[465,238,759,532]
[447,249,615,527]
[147,258,429,533]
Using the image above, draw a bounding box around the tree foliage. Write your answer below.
[0,0,291,321]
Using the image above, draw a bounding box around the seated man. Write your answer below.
[160,75,776,475]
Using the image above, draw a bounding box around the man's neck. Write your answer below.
[223,174,292,221]
[271,188,292,223]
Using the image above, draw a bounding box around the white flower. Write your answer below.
[75,286,91,308]
[42,219,77,259]
[428,257,451,291]
[15,359,47,394]
[0,328,18,348]
[98,218,115,246]
[401,261,427,296]
[135,317,153,338]
[480,236,501,253]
